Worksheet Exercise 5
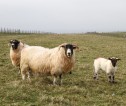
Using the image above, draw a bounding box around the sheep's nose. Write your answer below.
[67,49,72,57]
[12,45,15,48]
[68,53,71,55]
[12,44,16,49]
[67,53,71,57]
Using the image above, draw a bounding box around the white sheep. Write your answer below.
[93,57,121,83]
[9,39,29,73]
[20,43,78,85]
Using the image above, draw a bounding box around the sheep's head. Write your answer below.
[9,39,20,50]
[60,43,79,58]
[108,57,121,67]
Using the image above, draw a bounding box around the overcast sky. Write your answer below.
[0,0,126,33]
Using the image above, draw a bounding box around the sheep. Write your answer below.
[20,43,78,85]
[93,57,121,83]
[9,39,29,73]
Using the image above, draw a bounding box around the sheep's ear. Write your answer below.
[61,45,65,48]
[59,43,67,48]
[116,58,121,61]
[108,58,112,60]
[8,40,12,46]
[72,44,79,49]
[9,40,13,43]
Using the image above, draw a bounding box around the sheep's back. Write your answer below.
[94,58,108,71]
[21,46,52,74]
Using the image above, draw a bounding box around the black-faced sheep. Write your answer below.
[93,57,121,83]
[9,39,29,73]
[20,43,78,85]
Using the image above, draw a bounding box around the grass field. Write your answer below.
[0,33,126,106]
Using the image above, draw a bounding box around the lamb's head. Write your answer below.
[9,39,20,50]
[60,43,79,58]
[108,57,121,67]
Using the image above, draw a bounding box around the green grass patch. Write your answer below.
[0,33,126,105]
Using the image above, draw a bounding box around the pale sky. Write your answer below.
[0,0,126,33]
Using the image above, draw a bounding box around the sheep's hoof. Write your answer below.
[59,83,62,86]
[109,80,115,83]
[93,76,97,80]
[69,71,72,74]
[48,84,54,86]
[53,84,58,86]
[112,81,116,83]
[93,76,96,79]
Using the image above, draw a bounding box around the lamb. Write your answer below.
[20,43,78,85]
[9,39,29,73]
[93,57,121,83]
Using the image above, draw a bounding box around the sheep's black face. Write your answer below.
[62,44,77,58]
[10,39,20,50]
[65,44,74,57]
[108,57,121,67]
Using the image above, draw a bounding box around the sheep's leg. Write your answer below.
[69,71,72,74]
[93,68,99,80]
[107,73,111,82]
[108,76,111,82]
[18,67,21,74]
[111,73,115,83]
[21,65,28,80]
[21,71,26,80]
[53,75,57,85]
[69,68,73,74]
[93,73,98,80]
[27,71,31,80]
[107,72,115,83]
[27,69,33,78]
[112,75,115,83]
[93,70,98,80]
[59,74,62,86]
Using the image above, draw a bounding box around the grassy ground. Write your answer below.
[0,33,126,106]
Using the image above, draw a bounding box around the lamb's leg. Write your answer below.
[107,72,115,83]
[94,73,98,80]
[112,75,115,83]
[93,68,99,80]
[107,73,111,82]
[111,73,115,83]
